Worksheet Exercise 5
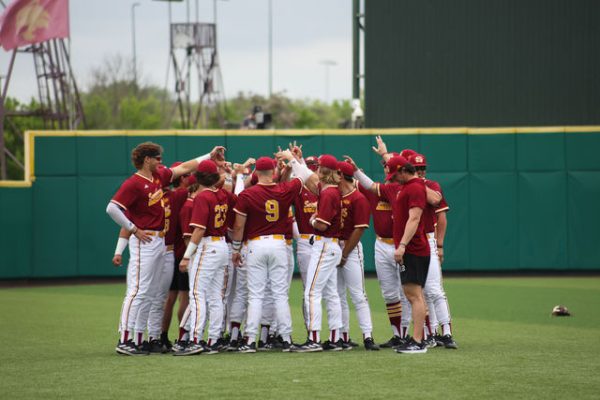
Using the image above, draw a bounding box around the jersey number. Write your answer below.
[214,205,228,228]
[265,200,279,222]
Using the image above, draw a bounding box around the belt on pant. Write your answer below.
[249,234,285,241]
[203,236,225,242]
[300,234,312,240]
[426,232,435,239]
[286,239,293,245]
[165,244,174,251]
[313,235,338,243]
[145,230,165,238]
[377,236,394,245]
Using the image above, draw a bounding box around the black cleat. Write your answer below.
[346,338,360,349]
[364,337,380,351]
[257,340,269,352]
[238,342,257,353]
[227,339,240,352]
[396,338,427,354]
[434,334,445,347]
[423,336,437,349]
[149,339,167,354]
[171,340,188,353]
[336,339,352,351]
[204,342,221,355]
[115,340,136,355]
[439,334,458,349]
[292,340,323,353]
[173,342,204,356]
[281,341,299,352]
[322,340,343,351]
[380,336,402,348]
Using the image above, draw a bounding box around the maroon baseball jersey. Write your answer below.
[423,179,449,234]
[234,178,303,239]
[111,167,173,231]
[359,184,393,238]
[190,188,235,237]
[164,187,189,247]
[314,185,342,238]
[285,208,294,240]
[393,177,429,256]
[180,198,194,238]
[339,188,371,240]
[294,186,318,235]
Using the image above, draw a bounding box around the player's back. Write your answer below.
[235,179,302,239]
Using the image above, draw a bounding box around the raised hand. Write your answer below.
[343,155,358,171]
[371,135,388,156]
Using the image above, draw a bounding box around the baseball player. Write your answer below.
[408,153,457,349]
[386,155,431,354]
[161,170,194,351]
[107,142,223,355]
[292,156,319,332]
[176,160,235,356]
[334,161,379,351]
[293,154,344,353]
[231,154,317,352]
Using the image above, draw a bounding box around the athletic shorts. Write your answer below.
[170,257,189,291]
[400,253,430,287]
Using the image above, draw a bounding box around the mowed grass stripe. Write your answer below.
[0,277,599,399]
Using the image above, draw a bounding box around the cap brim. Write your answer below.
[385,172,395,181]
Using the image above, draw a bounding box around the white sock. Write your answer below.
[442,323,452,336]
[260,326,269,343]
[231,326,239,341]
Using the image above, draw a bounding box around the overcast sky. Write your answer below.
[0,0,356,103]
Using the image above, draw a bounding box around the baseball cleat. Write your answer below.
[226,339,240,351]
[238,342,257,353]
[257,340,269,352]
[115,340,136,355]
[204,342,221,355]
[439,334,458,349]
[281,341,299,352]
[171,340,188,353]
[346,338,360,349]
[363,337,380,351]
[423,336,437,349]
[291,340,323,353]
[322,340,343,351]
[160,333,173,351]
[149,339,167,354]
[434,334,445,347]
[120,341,150,356]
[173,342,204,356]
[395,339,428,354]
[335,339,352,351]
[380,336,402,348]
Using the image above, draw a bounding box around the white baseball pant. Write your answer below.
[424,233,451,332]
[147,249,175,339]
[337,241,374,337]
[264,241,295,333]
[228,244,249,326]
[304,238,343,338]
[245,236,293,344]
[188,237,229,342]
[221,244,235,334]
[374,238,411,331]
[118,233,165,338]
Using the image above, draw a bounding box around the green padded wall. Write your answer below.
[1,130,599,279]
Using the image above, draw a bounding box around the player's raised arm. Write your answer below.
[171,146,226,179]
[277,149,319,193]
[344,155,378,195]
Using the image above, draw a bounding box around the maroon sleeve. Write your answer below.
[377,183,395,203]
[353,195,371,228]
[111,179,138,210]
[190,193,210,229]
[180,202,193,237]
[284,178,303,199]
[157,166,174,186]
[250,173,258,186]
[315,190,336,226]
[408,185,426,210]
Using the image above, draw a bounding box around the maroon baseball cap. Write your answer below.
[256,157,275,171]
[197,159,218,174]
[408,153,427,167]
[305,156,319,172]
[187,174,197,185]
[170,161,183,168]
[400,149,417,159]
[385,156,409,181]
[337,161,355,177]
[319,154,338,170]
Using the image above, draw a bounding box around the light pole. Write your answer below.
[131,2,140,86]
[320,60,337,103]
[268,0,272,98]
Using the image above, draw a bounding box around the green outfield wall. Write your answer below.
[1,128,599,279]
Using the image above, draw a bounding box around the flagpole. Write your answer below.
[0,50,17,180]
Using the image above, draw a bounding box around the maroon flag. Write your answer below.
[0,0,69,51]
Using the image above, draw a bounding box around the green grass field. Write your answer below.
[1,277,599,399]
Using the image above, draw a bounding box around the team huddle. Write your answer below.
[106,136,457,356]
